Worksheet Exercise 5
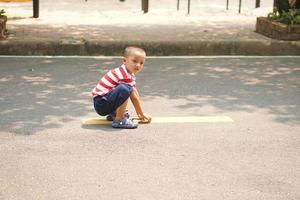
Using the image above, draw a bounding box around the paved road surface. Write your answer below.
[0,56,300,200]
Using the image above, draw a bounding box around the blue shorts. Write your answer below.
[93,83,133,116]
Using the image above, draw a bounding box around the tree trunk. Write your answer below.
[274,0,290,14]
[0,15,7,39]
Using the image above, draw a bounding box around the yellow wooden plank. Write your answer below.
[82,116,234,125]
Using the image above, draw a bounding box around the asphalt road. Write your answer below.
[0,56,300,200]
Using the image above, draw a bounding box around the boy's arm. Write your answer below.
[130,87,152,123]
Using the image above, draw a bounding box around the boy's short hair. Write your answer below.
[123,46,146,57]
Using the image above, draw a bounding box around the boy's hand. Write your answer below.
[138,113,152,124]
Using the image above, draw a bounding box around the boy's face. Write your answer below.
[123,51,145,74]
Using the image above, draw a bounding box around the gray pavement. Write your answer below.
[1,56,300,199]
[1,0,300,55]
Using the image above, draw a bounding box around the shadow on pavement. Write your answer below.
[140,57,300,124]
[0,57,109,134]
[0,57,299,134]
[81,124,121,132]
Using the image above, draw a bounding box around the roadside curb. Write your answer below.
[1,39,300,56]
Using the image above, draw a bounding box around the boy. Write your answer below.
[92,46,152,129]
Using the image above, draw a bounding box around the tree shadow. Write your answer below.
[0,57,299,135]
[8,16,33,21]
[139,57,300,124]
[0,57,118,134]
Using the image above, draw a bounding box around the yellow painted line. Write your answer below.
[82,116,234,125]
[152,116,233,123]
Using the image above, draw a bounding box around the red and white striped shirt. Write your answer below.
[92,64,136,97]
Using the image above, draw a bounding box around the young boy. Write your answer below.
[92,46,152,129]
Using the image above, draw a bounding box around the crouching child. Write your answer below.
[92,46,152,129]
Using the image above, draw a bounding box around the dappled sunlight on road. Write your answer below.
[139,57,300,124]
[0,56,299,135]
[0,57,97,134]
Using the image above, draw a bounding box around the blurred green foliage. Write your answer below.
[268,8,300,25]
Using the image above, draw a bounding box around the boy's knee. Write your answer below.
[117,83,133,96]
[94,96,110,116]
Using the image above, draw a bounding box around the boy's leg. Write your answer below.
[95,83,132,115]
[94,83,132,117]
[115,98,129,120]
[107,83,132,117]
[110,84,138,129]
[112,102,138,129]
[106,110,130,121]
[94,83,137,128]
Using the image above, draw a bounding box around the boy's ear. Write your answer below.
[122,57,126,64]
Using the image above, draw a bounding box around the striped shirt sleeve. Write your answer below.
[92,65,136,97]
